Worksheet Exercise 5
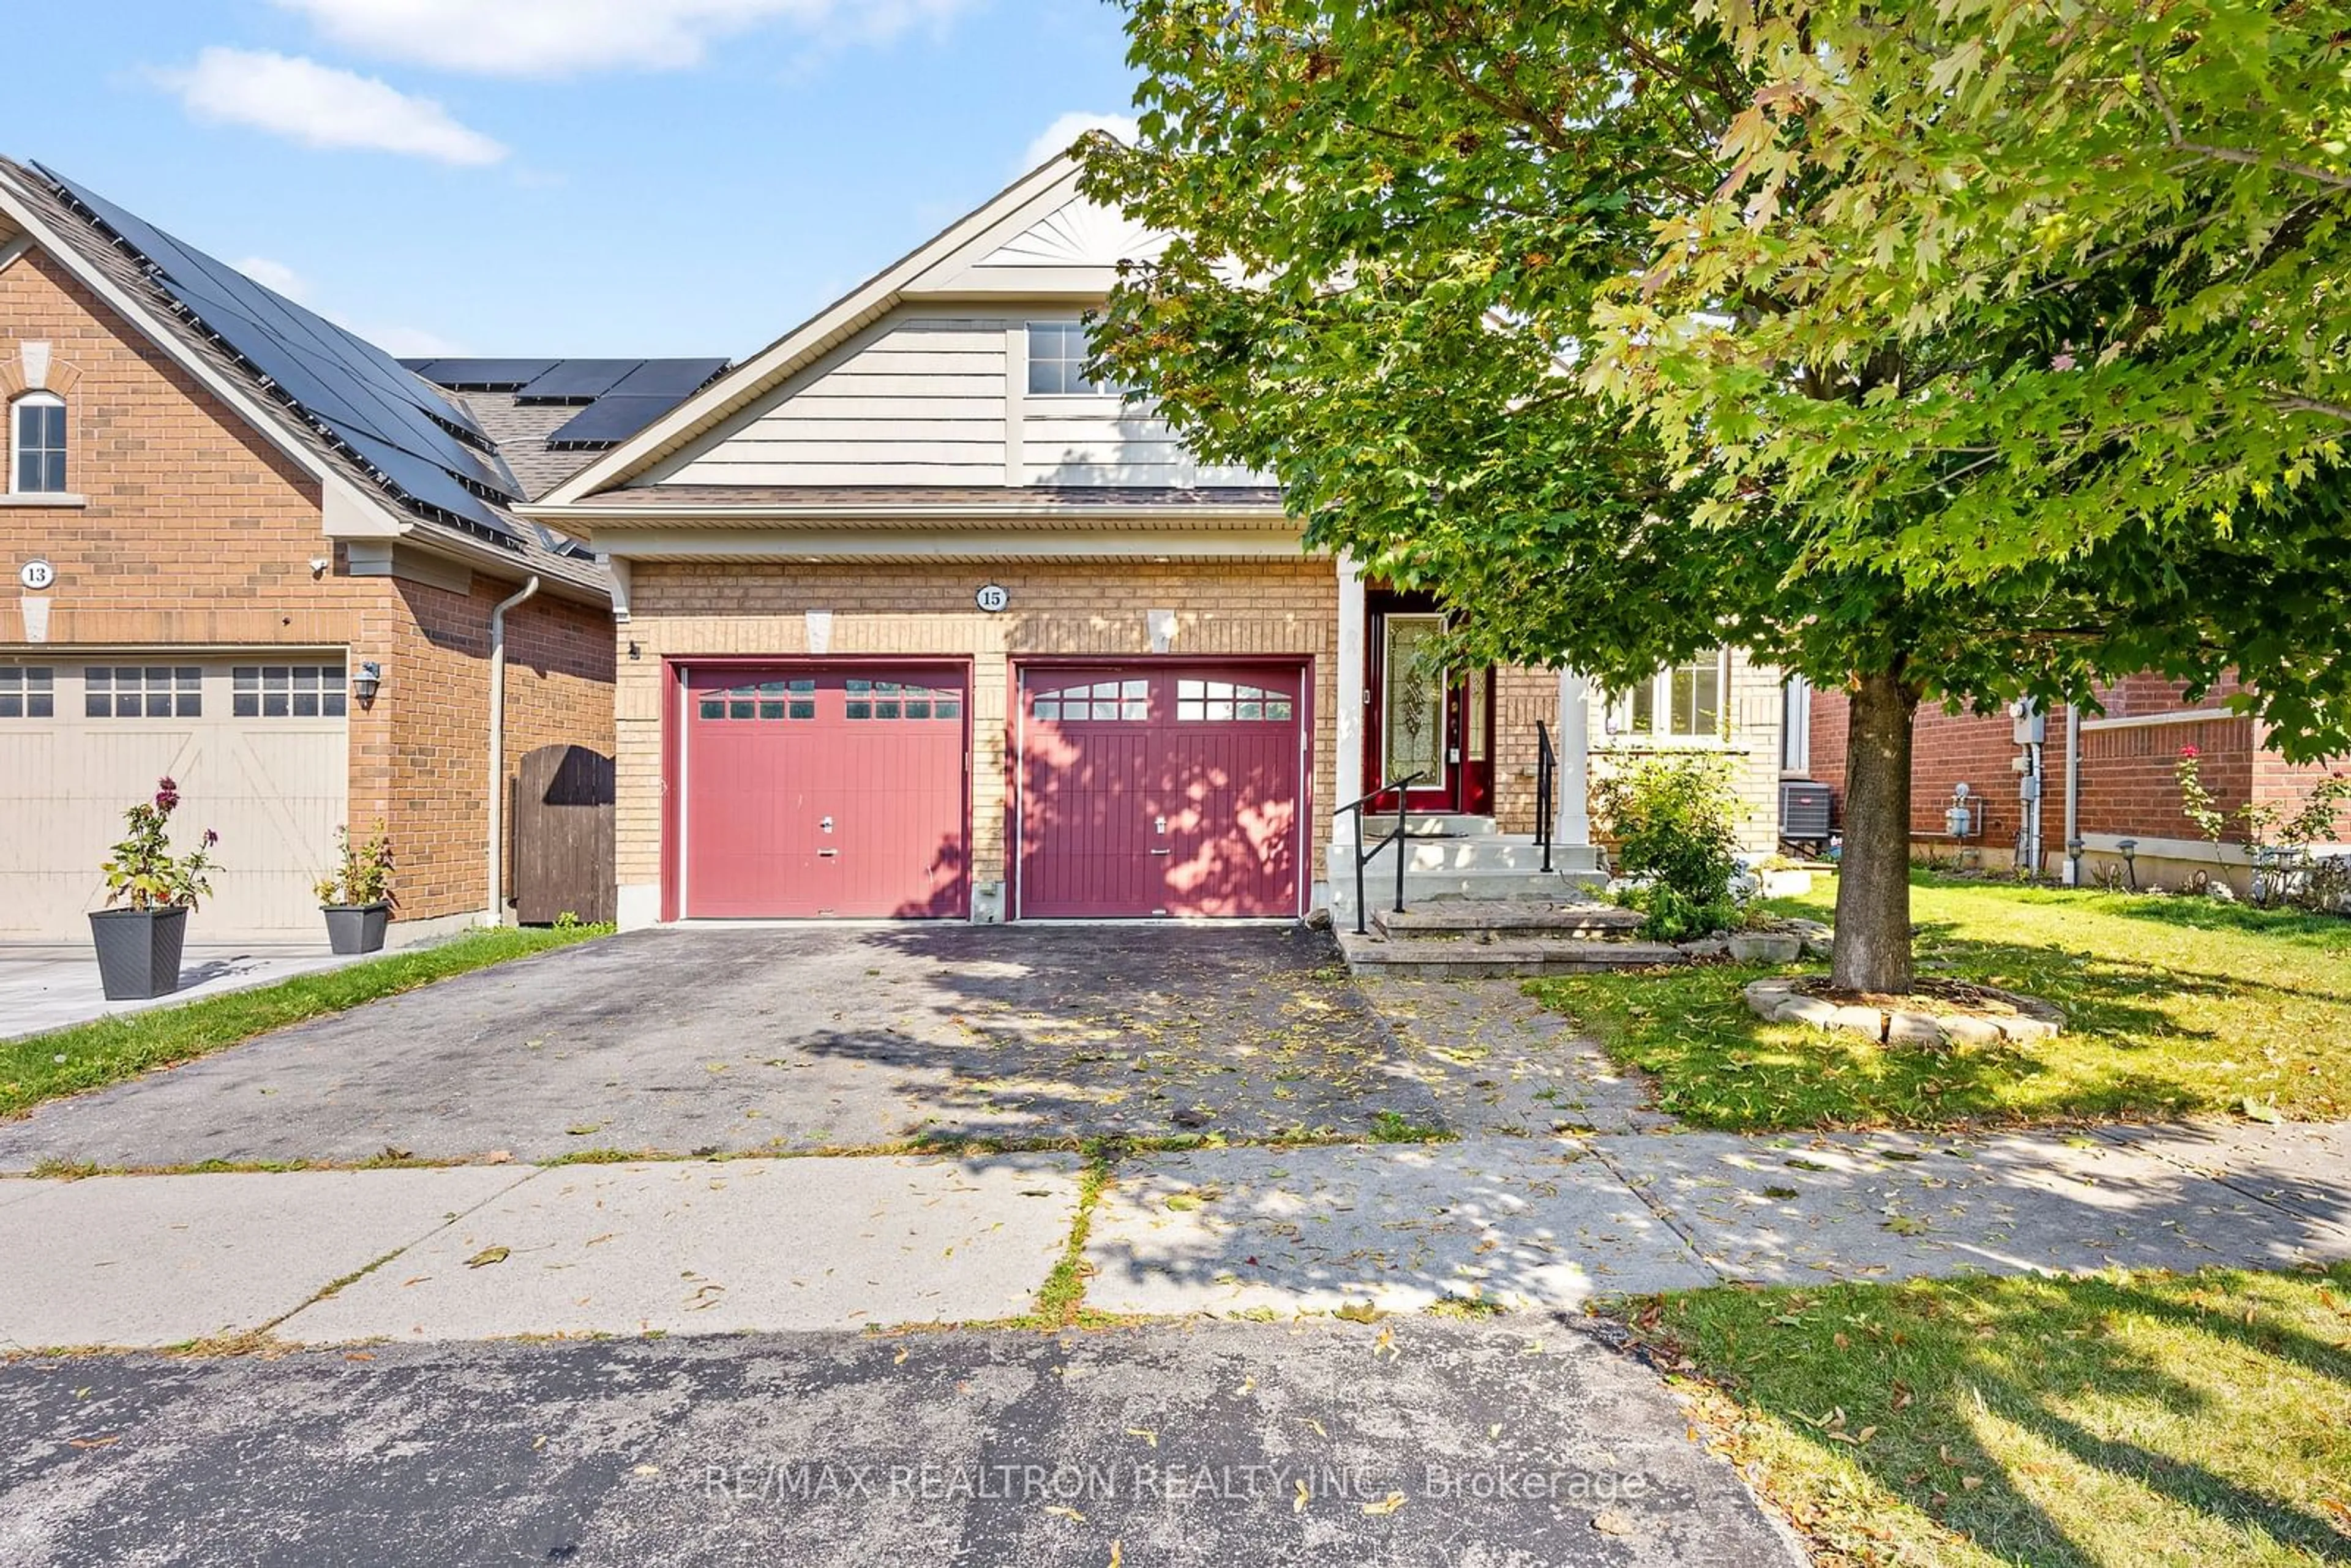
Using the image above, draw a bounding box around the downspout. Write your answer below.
[485,576,541,926]
[2064,702,2085,886]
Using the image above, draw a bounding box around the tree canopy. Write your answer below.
[1077,0,2351,988]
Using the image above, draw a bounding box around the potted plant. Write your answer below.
[316,821,395,955]
[92,777,219,1001]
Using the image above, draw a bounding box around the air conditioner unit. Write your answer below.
[1780,779,1834,846]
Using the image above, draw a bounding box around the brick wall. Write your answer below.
[616,558,1338,906]
[1490,666,1557,835]
[1,242,613,924]
[1807,673,2345,876]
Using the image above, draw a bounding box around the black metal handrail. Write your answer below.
[1335,771,1428,935]
[1534,720,1557,875]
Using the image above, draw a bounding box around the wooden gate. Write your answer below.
[514,743,615,926]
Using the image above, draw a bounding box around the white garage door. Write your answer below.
[0,658,348,939]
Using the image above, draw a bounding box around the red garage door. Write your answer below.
[684,666,967,918]
[1019,665,1304,918]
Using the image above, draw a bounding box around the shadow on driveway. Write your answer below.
[0,925,1444,1170]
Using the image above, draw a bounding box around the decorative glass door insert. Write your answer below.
[1381,614,1448,789]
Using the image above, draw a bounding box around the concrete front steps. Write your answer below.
[1334,894,1690,978]
[1325,823,1607,925]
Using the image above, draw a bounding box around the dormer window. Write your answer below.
[10,391,66,493]
[1026,321,1122,396]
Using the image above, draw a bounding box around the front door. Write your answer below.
[1367,604,1493,814]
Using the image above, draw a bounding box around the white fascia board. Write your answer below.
[520,501,1288,526]
[585,525,1314,561]
[0,177,413,538]
[906,266,1125,301]
[536,159,1090,507]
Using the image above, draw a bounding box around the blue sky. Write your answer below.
[15,1,1141,357]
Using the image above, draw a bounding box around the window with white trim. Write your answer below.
[1610,651,1731,741]
[0,667,53,718]
[10,391,66,493]
[1026,321,1123,396]
[1781,674,1812,773]
[86,666,201,718]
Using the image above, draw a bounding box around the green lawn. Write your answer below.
[1614,1266,2351,1567]
[2,925,609,1118]
[1528,873,2351,1130]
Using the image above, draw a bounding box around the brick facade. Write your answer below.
[615,558,1338,913]
[1808,674,2348,889]
[1,242,613,928]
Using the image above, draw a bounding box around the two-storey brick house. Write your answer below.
[0,160,631,940]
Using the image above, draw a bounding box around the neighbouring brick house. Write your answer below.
[1807,673,2351,893]
[525,156,1788,928]
[0,160,642,940]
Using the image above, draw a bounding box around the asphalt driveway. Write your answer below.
[0,925,1441,1170]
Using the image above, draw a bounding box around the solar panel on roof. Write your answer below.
[517,359,642,402]
[546,395,680,447]
[31,162,522,533]
[605,358,730,399]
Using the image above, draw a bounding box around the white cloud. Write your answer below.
[156,48,508,165]
[1022,111,1138,171]
[231,256,310,302]
[268,0,976,77]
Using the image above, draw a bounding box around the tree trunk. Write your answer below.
[1832,666,1920,995]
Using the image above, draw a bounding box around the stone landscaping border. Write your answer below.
[1742,975,2064,1047]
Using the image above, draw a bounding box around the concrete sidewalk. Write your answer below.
[0,1154,1082,1352]
[1086,1120,2351,1316]
[4,1120,2344,1352]
[1,942,375,1043]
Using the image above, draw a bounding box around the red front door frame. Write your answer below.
[1009,655,1314,921]
[1363,593,1494,815]
[662,655,973,920]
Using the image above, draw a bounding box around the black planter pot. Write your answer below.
[322,902,391,955]
[88,906,190,1001]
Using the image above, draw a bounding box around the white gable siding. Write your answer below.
[666,313,1008,487]
[657,304,1275,490]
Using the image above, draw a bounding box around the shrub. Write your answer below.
[101,777,219,911]
[1593,754,1744,941]
[315,821,396,909]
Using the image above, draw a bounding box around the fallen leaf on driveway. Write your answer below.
[1045,1506,1086,1523]
[632,1465,659,1477]
[484,1151,514,1165]
[1126,1428,1157,1448]
[67,1436,119,1450]
[1592,1509,1636,1536]
[1361,1492,1405,1516]
[464,1247,511,1269]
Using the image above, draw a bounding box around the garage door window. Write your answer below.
[0,667,53,718]
[699,678,816,721]
[1176,678,1292,723]
[233,665,348,718]
[86,666,201,718]
[1031,678,1147,722]
[847,678,962,721]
